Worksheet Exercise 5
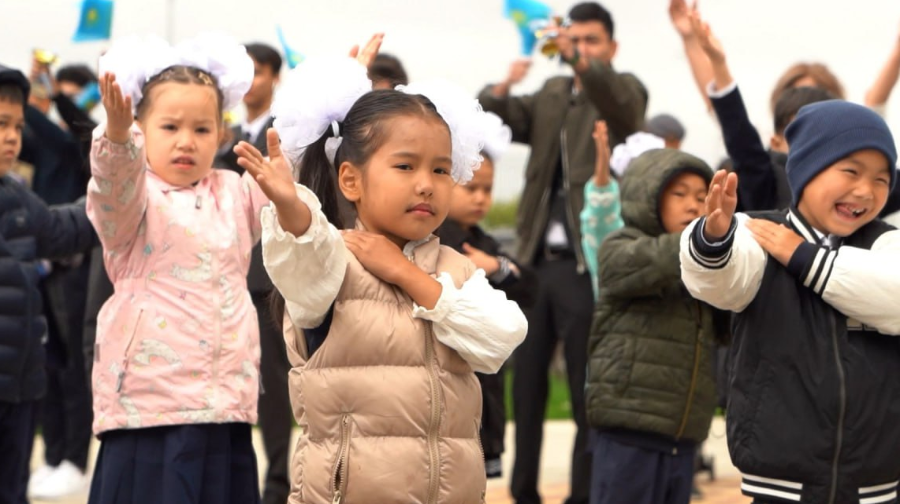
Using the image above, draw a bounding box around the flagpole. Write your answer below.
[165,0,175,43]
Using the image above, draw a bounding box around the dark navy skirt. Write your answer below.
[88,423,260,504]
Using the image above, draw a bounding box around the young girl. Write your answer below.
[237,56,528,504]
[85,34,268,504]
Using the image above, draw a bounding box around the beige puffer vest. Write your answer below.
[283,236,487,504]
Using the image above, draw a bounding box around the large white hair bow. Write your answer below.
[610,132,666,178]
[271,57,373,165]
[397,80,488,184]
[98,32,253,114]
[480,112,512,163]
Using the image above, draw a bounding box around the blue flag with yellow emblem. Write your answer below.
[276,26,304,69]
[73,0,114,42]
[505,0,552,55]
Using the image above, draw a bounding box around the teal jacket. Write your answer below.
[580,178,624,299]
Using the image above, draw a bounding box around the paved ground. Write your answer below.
[31,418,748,503]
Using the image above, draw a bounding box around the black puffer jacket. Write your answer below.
[0,176,93,402]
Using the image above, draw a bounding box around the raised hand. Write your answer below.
[99,73,133,144]
[690,10,725,63]
[703,169,738,241]
[235,128,296,208]
[669,0,697,39]
[462,243,501,275]
[505,59,531,87]
[349,33,384,68]
[592,121,611,187]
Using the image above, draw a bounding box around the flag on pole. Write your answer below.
[73,0,114,42]
[504,0,552,56]
[276,26,304,69]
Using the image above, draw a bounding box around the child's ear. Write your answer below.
[338,162,363,203]
[770,133,789,154]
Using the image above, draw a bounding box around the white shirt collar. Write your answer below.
[241,110,272,144]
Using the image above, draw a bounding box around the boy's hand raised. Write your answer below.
[703,169,738,241]
[669,0,697,39]
[592,121,611,187]
[349,33,384,69]
[690,10,725,64]
[100,73,133,144]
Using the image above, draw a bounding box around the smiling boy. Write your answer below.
[681,100,900,504]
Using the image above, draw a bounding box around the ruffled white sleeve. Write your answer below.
[261,184,347,329]
[412,270,528,374]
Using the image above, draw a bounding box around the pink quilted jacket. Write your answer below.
[87,125,268,434]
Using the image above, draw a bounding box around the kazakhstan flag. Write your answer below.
[73,0,114,42]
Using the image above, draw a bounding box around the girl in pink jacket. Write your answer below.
[85,34,268,504]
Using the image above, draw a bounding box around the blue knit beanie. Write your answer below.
[785,100,897,205]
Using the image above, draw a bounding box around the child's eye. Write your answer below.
[394,164,413,171]
[673,192,686,198]
[162,124,177,131]
[876,177,890,186]
[841,168,859,176]
[196,127,210,134]
[434,167,451,176]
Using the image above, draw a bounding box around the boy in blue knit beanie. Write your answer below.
[679,100,900,504]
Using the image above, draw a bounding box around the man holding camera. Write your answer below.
[478,3,647,503]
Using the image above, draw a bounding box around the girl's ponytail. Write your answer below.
[297,130,344,230]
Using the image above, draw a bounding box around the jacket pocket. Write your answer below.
[331,414,352,504]
[116,309,144,393]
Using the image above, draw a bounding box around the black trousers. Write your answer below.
[40,262,92,471]
[0,401,37,504]
[511,257,593,504]
[589,432,695,504]
[254,293,293,504]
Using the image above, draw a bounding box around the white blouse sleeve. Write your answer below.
[412,270,528,374]
[261,184,347,329]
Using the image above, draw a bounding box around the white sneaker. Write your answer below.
[28,460,87,500]
[27,464,58,495]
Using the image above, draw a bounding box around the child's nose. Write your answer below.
[415,172,435,196]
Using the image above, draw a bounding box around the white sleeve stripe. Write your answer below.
[815,250,838,295]
[804,248,827,288]
[688,236,732,269]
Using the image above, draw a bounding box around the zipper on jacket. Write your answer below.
[117,310,144,393]
[527,187,552,263]
[425,328,442,504]
[209,196,222,417]
[675,302,704,440]
[331,414,351,504]
[560,128,586,274]
[827,312,846,504]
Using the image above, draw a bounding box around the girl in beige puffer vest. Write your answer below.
[235,54,528,504]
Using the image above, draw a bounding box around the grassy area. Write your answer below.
[504,368,573,420]
[483,199,519,230]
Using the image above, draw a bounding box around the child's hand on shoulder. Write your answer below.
[236,128,297,208]
[746,219,805,266]
[703,169,737,241]
[462,243,501,275]
[342,230,410,284]
[100,73,133,144]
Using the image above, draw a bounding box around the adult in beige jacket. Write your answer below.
[263,185,528,504]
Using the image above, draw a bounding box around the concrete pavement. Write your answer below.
[31,418,748,503]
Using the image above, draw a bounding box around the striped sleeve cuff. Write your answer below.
[688,217,737,270]
[786,242,839,296]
